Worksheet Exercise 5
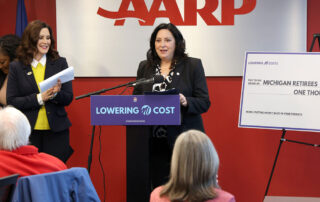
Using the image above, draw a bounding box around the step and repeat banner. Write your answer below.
[56,0,306,77]
[239,52,320,132]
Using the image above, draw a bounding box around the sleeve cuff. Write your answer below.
[37,93,44,105]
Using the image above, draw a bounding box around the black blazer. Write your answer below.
[6,57,73,132]
[133,57,210,144]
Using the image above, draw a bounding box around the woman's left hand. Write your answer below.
[179,93,188,107]
[52,79,62,94]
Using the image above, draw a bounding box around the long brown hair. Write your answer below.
[17,20,59,65]
[160,130,219,202]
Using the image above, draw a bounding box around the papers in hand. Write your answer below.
[39,66,74,92]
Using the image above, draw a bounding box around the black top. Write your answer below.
[0,71,6,107]
[0,70,6,88]
[133,57,211,146]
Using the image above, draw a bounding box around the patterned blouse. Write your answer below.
[152,63,176,92]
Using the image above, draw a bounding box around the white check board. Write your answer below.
[239,52,320,132]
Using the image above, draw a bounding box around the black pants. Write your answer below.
[29,129,73,163]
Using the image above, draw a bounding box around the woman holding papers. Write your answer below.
[7,20,73,162]
[133,23,210,189]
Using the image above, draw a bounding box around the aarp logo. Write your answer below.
[97,0,256,26]
[141,105,152,115]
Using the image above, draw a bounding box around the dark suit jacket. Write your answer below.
[6,57,73,132]
[133,57,210,144]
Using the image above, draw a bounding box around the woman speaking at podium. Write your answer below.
[133,23,211,189]
[6,20,73,162]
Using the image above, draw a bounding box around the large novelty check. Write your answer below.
[239,52,320,132]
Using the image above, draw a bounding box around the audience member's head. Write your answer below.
[161,130,220,202]
[0,106,31,150]
[0,34,21,74]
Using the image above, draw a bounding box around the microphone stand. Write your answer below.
[75,80,137,173]
[75,81,135,100]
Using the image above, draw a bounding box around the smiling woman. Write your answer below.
[6,20,74,163]
[133,23,211,190]
[35,28,51,61]
[0,50,10,74]
[0,34,21,107]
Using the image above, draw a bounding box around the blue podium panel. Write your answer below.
[90,95,180,125]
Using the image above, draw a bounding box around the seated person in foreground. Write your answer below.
[0,106,67,178]
[150,130,235,202]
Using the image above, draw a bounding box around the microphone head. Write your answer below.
[154,75,165,84]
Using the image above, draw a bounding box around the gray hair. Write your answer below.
[161,130,220,202]
[0,106,31,150]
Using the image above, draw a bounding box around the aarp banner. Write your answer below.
[56,0,306,77]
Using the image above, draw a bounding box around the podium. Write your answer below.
[126,125,152,202]
[91,94,180,202]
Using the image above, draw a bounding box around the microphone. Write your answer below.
[76,75,165,100]
[131,75,164,86]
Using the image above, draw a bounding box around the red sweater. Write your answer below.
[0,145,67,178]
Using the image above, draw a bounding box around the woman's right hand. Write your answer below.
[41,88,54,102]
[41,80,62,102]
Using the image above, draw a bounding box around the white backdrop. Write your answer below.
[56,0,306,77]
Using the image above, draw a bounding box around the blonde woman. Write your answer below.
[150,130,235,202]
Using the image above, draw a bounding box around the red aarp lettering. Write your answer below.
[97,0,256,26]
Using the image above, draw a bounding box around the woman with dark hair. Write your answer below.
[7,20,74,162]
[133,23,211,188]
[0,34,20,106]
[150,130,235,202]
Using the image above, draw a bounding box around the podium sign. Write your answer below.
[90,95,180,125]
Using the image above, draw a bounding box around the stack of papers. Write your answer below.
[39,66,74,92]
